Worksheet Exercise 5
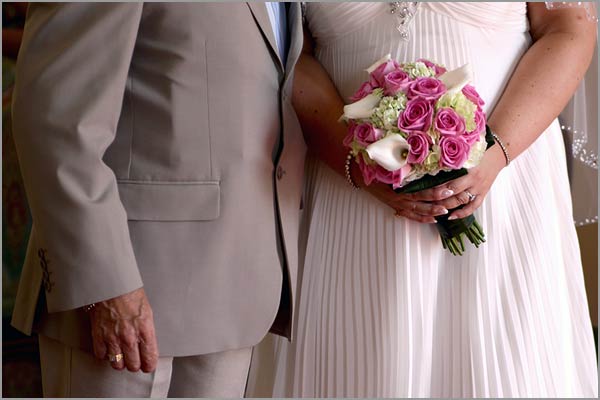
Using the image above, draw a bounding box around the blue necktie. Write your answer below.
[268,2,288,66]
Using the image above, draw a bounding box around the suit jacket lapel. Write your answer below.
[247,2,283,71]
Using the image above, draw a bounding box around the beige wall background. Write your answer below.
[577,223,598,326]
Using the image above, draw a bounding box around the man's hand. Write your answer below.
[89,287,159,372]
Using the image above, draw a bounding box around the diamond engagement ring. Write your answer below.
[108,353,124,363]
[465,190,476,203]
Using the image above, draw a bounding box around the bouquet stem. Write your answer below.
[437,214,486,256]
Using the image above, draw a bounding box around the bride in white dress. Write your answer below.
[247,2,598,398]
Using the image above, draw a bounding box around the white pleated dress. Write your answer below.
[247,2,598,398]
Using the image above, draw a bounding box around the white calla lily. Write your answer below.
[439,63,473,94]
[365,134,411,172]
[366,53,392,74]
[341,91,383,120]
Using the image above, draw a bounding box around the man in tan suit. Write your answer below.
[10,2,305,397]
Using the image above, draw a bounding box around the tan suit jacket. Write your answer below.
[11,2,306,356]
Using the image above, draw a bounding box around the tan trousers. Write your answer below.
[38,334,253,398]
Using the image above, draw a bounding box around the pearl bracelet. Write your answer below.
[490,130,511,166]
[83,303,96,313]
[344,152,360,190]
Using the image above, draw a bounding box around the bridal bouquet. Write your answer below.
[341,55,494,255]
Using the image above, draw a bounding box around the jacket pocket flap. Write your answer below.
[118,181,220,221]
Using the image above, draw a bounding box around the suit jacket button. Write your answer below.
[276,166,286,180]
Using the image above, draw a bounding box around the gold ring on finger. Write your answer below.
[108,353,124,363]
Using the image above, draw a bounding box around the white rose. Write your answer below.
[463,133,487,169]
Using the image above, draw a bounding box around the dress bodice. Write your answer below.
[305,2,531,112]
[306,2,528,43]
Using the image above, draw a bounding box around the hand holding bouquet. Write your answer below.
[342,55,494,255]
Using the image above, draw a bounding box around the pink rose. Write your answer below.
[462,84,485,110]
[398,97,434,133]
[434,107,466,137]
[417,58,447,76]
[351,122,384,147]
[406,131,433,164]
[383,70,411,96]
[343,123,356,148]
[375,164,412,189]
[369,59,401,87]
[407,77,447,101]
[357,156,377,186]
[350,81,375,102]
[392,164,412,189]
[464,108,486,145]
[439,136,470,169]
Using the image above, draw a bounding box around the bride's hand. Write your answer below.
[422,145,507,220]
[350,164,451,224]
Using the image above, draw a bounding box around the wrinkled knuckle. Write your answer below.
[121,324,137,335]
[141,349,158,361]
[121,336,138,351]
[139,330,153,345]
[105,333,119,345]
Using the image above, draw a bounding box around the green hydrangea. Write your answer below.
[403,61,436,79]
[423,148,441,173]
[436,91,477,132]
[369,94,407,131]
